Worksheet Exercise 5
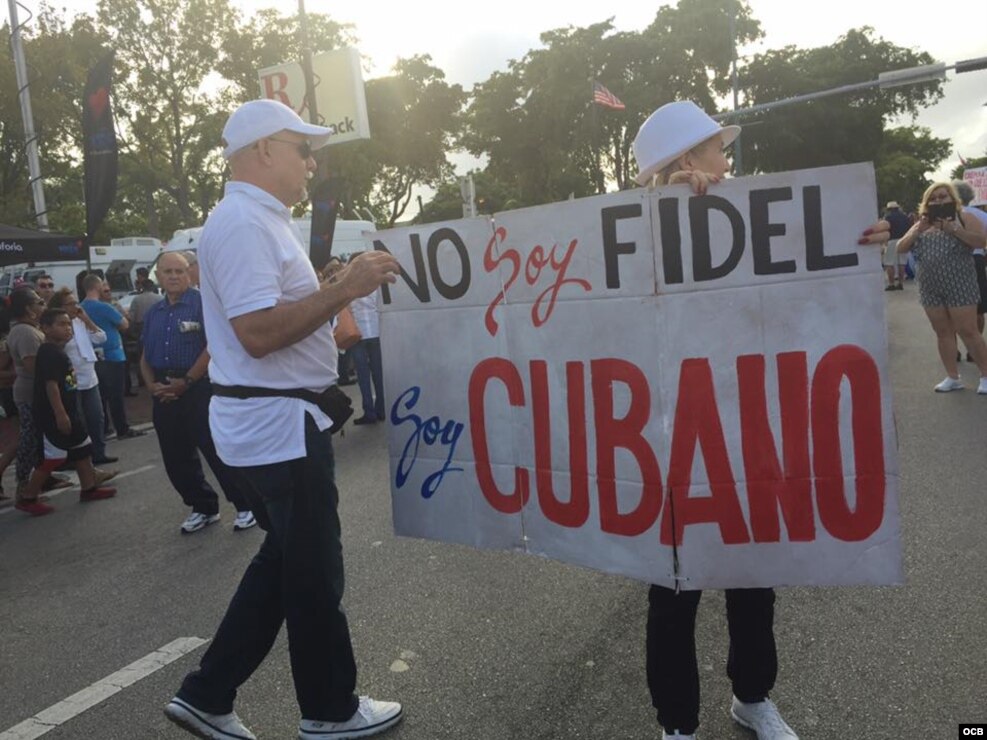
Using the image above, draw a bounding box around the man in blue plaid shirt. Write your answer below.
[139,251,255,534]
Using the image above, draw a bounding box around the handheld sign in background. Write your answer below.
[376,163,902,589]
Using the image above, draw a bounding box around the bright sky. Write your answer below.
[10,0,987,182]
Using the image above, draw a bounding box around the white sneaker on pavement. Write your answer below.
[298,696,403,739]
[934,376,965,392]
[978,377,987,395]
[233,511,257,531]
[181,511,221,534]
[663,731,697,739]
[164,697,256,740]
[730,696,798,739]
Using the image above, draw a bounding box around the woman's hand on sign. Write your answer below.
[668,169,721,196]
[858,220,890,246]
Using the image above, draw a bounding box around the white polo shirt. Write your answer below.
[199,181,337,466]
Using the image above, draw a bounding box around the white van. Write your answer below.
[0,239,162,298]
[149,218,375,278]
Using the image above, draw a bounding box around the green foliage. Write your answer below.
[0,1,960,240]
[463,1,761,207]
[736,28,944,175]
[328,56,464,227]
[874,126,952,212]
[951,154,987,181]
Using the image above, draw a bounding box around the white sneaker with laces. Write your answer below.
[181,511,221,534]
[298,696,403,739]
[934,376,965,392]
[164,696,256,739]
[730,696,798,739]
[978,377,987,395]
[233,511,257,531]
[663,731,697,739]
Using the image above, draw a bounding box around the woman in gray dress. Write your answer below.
[897,181,987,392]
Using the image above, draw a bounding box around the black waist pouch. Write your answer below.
[212,383,353,434]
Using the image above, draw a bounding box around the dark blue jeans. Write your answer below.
[78,386,106,460]
[152,381,247,514]
[95,360,130,435]
[646,585,777,734]
[350,337,384,420]
[178,416,359,722]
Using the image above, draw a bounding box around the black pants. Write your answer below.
[177,417,359,721]
[152,381,247,514]
[96,360,130,435]
[646,585,777,734]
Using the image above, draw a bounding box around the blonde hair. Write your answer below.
[919,181,963,217]
[653,135,724,186]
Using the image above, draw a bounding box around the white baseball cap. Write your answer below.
[221,99,333,160]
[632,101,741,186]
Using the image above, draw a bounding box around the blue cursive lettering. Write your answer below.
[392,386,464,498]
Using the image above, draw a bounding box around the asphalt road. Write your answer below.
[1,283,985,740]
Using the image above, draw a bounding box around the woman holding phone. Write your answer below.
[897,181,987,392]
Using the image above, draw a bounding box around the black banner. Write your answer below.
[83,52,118,240]
[0,224,86,268]
[308,177,344,270]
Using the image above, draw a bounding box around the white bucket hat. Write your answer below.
[221,99,333,160]
[632,101,741,186]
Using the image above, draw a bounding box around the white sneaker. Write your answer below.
[164,697,256,739]
[730,696,798,739]
[233,511,257,531]
[934,376,965,392]
[299,696,403,739]
[181,511,221,534]
[978,377,987,395]
[663,731,697,739]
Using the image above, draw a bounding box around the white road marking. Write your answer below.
[0,464,157,516]
[0,636,207,740]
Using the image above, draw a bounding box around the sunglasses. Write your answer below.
[266,136,312,160]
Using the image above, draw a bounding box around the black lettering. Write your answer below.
[427,228,471,300]
[805,185,857,271]
[345,117,355,132]
[750,188,796,275]
[658,198,683,285]
[689,195,745,282]
[375,235,431,304]
[601,204,642,289]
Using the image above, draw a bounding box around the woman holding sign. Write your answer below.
[896,182,987,393]
[632,101,889,740]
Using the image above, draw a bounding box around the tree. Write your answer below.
[874,126,951,212]
[951,154,987,181]
[416,170,521,224]
[736,28,944,176]
[329,56,464,227]
[462,1,762,209]
[97,0,235,235]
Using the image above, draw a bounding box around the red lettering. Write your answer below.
[528,240,592,328]
[737,353,814,543]
[531,360,589,528]
[662,359,749,546]
[482,227,518,337]
[468,358,529,513]
[591,359,662,536]
[261,72,292,106]
[811,345,885,541]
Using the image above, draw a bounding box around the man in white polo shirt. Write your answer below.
[164,99,403,740]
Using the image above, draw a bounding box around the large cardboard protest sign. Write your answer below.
[375,163,902,590]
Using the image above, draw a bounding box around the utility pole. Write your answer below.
[8,0,49,229]
[729,7,743,175]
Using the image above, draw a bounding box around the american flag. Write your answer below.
[592,81,625,110]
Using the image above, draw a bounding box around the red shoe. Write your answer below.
[80,486,117,502]
[15,499,55,516]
